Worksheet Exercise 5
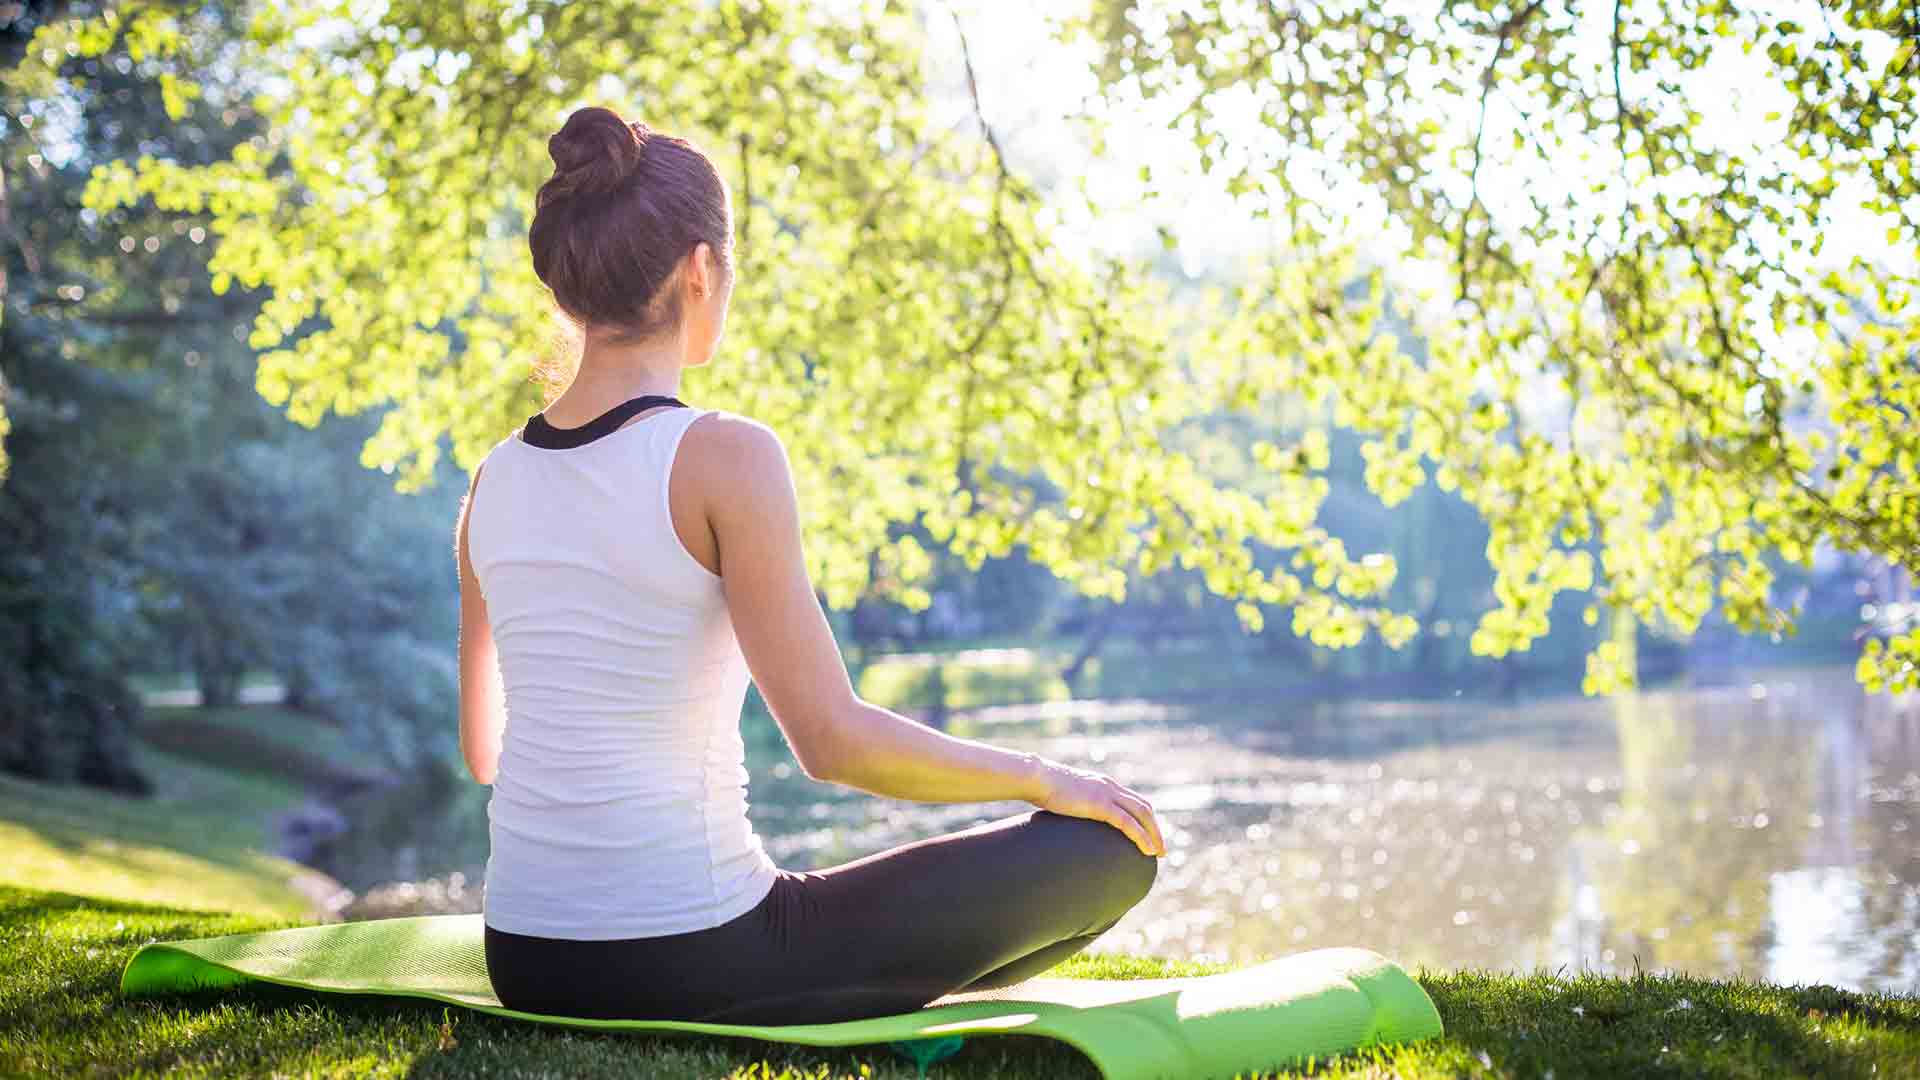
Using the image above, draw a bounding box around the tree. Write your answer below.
[21,0,1916,698]
[0,336,154,792]
[1054,0,1918,693]
[1,0,464,784]
[0,0,266,789]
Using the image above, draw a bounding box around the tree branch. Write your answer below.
[1458,0,1546,304]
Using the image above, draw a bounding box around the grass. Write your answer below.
[853,639,1392,718]
[126,670,287,696]
[0,700,399,921]
[133,703,391,790]
[857,649,1072,712]
[0,735,323,920]
[853,636,1879,716]
[853,639,1323,715]
[3,884,1918,1078]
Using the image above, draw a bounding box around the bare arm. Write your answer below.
[456,462,506,785]
[690,414,1046,804]
[827,704,1048,803]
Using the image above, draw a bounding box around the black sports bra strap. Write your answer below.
[521,394,688,449]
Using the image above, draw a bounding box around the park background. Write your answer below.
[4,0,1919,1075]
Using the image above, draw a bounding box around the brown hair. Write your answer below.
[528,106,732,392]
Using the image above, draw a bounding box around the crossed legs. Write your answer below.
[484,809,1161,1024]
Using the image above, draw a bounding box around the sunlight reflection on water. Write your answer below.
[323,664,1920,995]
[751,666,1920,995]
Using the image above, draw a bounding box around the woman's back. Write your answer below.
[467,404,779,939]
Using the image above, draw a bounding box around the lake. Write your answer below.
[316,664,1920,996]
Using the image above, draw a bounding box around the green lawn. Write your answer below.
[0,746,322,920]
[133,702,392,790]
[4,884,1918,1078]
[852,640,1313,715]
[127,670,288,696]
[0,701,402,922]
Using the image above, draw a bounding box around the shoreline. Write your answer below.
[275,769,489,922]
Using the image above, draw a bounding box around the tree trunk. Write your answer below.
[1060,605,1118,692]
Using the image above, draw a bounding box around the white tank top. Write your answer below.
[467,404,780,940]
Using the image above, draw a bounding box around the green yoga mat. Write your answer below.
[120,914,1443,1079]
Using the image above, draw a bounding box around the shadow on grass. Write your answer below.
[136,708,391,792]
[0,886,276,930]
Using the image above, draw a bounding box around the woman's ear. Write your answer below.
[690,243,713,298]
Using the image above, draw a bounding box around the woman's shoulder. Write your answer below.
[472,429,523,480]
[691,407,779,449]
[681,408,788,471]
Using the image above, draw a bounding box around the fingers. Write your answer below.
[1115,791,1166,856]
[1097,789,1162,857]
[1099,777,1164,856]
[1105,802,1157,856]
[1041,771,1169,857]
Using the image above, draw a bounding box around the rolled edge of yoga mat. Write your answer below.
[1030,946,1444,1080]
[119,916,1443,1080]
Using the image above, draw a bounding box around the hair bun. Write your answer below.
[546,106,650,200]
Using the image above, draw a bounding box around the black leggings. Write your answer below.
[483,808,1159,1025]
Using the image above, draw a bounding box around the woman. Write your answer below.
[454,105,1166,1025]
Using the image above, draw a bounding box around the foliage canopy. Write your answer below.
[12,0,1917,694]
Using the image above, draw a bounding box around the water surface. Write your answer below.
[319,665,1920,995]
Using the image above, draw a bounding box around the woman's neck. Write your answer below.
[549,346,683,425]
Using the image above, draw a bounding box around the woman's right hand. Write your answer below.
[1029,757,1167,857]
